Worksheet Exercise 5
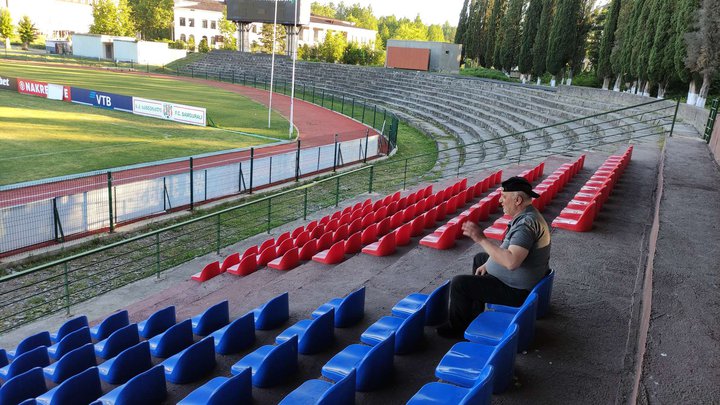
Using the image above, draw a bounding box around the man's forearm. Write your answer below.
[477,238,519,270]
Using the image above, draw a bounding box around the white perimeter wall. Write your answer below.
[71,34,105,59]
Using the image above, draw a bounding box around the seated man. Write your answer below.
[437,176,551,338]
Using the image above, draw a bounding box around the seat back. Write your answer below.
[4,346,50,381]
[461,365,494,405]
[276,231,291,245]
[533,270,555,318]
[11,331,51,360]
[425,280,451,325]
[93,365,167,405]
[36,366,102,405]
[50,326,91,360]
[242,245,258,259]
[220,253,240,272]
[138,306,176,339]
[96,323,140,359]
[52,315,89,343]
[509,293,538,351]
[356,332,395,391]
[335,287,365,327]
[213,312,256,355]
[395,223,412,246]
[486,324,519,393]
[0,349,6,368]
[344,232,363,254]
[348,218,363,235]
[164,337,216,384]
[45,343,96,384]
[300,308,334,354]
[259,238,276,252]
[254,292,290,330]
[207,368,252,405]
[294,231,310,248]
[236,254,258,276]
[291,226,305,238]
[395,306,426,354]
[275,238,295,256]
[0,367,47,405]
[299,239,318,261]
[254,335,298,388]
[100,341,152,385]
[91,310,130,341]
[150,319,193,358]
[317,231,334,251]
[333,224,349,243]
[257,245,278,266]
[193,301,230,336]
[361,224,378,245]
[319,369,356,405]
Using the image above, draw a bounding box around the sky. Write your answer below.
[313,0,467,26]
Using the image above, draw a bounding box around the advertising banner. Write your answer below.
[0,75,18,92]
[71,87,133,112]
[47,83,72,102]
[227,0,311,25]
[132,97,206,126]
[17,79,49,98]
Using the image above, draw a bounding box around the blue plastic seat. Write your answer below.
[465,293,538,352]
[191,301,229,336]
[90,310,130,342]
[391,280,450,325]
[209,313,255,355]
[43,343,96,384]
[279,368,356,405]
[321,332,395,392]
[0,349,6,369]
[36,366,102,405]
[252,292,289,330]
[436,324,519,393]
[407,365,494,405]
[177,367,252,405]
[50,316,88,344]
[47,327,92,361]
[161,337,216,384]
[275,308,334,355]
[231,335,298,388]
[6,331,51,362]
[0,346,50,382]
[98,341,152,385]
[312,286,365,328]
[0,367,47,405]
[148,319,194,358]
[488,269,555,318]
[91,365,167,405]
[360,305,425,354]
[137,306,176,339]
[95,324,140,360]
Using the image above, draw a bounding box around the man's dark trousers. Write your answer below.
[448,252,530,331]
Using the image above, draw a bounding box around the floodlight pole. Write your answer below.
[289,0,298,139]
[268,0,279,129]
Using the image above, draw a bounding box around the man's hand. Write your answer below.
[462,221,486,243]
[475,264,487,276]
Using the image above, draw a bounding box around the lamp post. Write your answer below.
[267,0,279,128]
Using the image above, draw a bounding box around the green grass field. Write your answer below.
[0,63,294,185]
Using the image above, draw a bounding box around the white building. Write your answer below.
[173,0,226,50]
[3,0,100,39]
[245,15,377,50]
[73,33,187,65]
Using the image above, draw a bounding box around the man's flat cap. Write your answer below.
[501,176,540,198]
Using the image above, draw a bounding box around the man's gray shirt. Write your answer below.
[486,205,551,290]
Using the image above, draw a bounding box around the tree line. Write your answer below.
[455,0,718,107]
[0,9,39,50]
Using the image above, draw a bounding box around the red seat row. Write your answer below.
[552,146,632,232]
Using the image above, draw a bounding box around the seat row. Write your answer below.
[552,146,632,232]
[483,156,584,240]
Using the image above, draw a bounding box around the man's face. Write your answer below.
[500,191,522,217]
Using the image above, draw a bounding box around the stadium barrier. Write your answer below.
[0,99,678,334]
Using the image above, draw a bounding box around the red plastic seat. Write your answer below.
[419,223,458,250]
[331,211,342,221]
[410,216,425,237]
[353,201,364,212]
[333,224,350,243]
[317,231,334,251]
[415,199,426,214]
[423,185,433,198]
[397,196,408,210]
[220,253,240,273]
[191,261,222,282]
[348,218,363,235]
[395,223,412,246]
[493,170,503,185]
[291,226,304,239]
[325,219,340,233]
[377,217,392,237]
[257,245,278,266]
[268,247,300,271]
[275,238,295,256]
[436,201,448,221]
[306,220,319,232]
[312,241,346,264]
[475,179,487,196]
[483,224,508,241]
[402,206,416,223]
[319,215,330,225]
[451,182,462,195]
[227,254,257,276]
[259,238,275,253]
[310,225,325,239]
[361,213,375,229]
[465,206,482,223]
[553,201,596,232]
[351,208,364,222]
[387,201,399,216]
[276,232,291,245]
[341,206,353,216]
[423,207,438,229]
[294,231,311,248]
[374,207,388,223]
[406,191,417,206]
[362,232,396,257]
[299,239,318,261]
[344,231,363,254]
[361,224,378,245]
[372,199,384,211]
[339,213,352,226]
[389,212,404,229]
[242,246,258,260]
[464,186,474,203]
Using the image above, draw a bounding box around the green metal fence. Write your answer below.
[0,97,678,333]
[704,98,719,143]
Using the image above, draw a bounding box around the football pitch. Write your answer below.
[0,63,293,186]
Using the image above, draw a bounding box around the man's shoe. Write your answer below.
[436,322,464,339]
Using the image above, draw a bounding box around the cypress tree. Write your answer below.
[609,0,633,90]
[465,0,481,61]
[633,0,658,95]
[497,0,524,72]
[484,0,505,67]
[647,0,675,98]
[597,0,621,89]
[533,0,554,81]
[455,0,471,45]
[684,0,719,107]
[546,0,580,84]
[518,0,543,76]
[671,0,701,103]
[568,0,595,84]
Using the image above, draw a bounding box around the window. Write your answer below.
[202,20,208,29]
[211,36,216,45]
[179,17,186,26]
[211,21,216,30]
[189,18,195,27]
